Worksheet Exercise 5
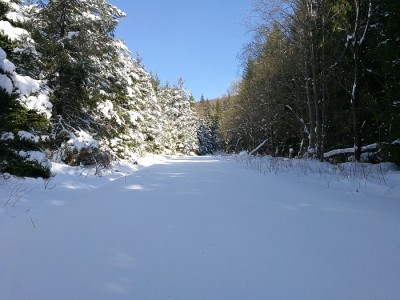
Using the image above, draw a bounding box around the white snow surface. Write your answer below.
[0,156,399,300]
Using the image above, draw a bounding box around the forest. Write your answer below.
[198,0,399,165]
[1,0,399,179]
[0,0,199,178]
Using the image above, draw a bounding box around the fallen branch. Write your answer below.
[249,139,268,155]
[324,143,378,158]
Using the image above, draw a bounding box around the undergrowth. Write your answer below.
[233,152,398,189]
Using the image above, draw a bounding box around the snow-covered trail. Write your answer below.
[1,156,399,300]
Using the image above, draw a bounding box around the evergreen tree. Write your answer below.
[0,0,203,176]
[31,0,131,165]
[157,79,199,155]
[0,0,51,178]
[197,97,223,155]
[34,0,124,117]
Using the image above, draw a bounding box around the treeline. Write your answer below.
[0,0,198,178]
[196,96,224,155]
[199,0,399,164]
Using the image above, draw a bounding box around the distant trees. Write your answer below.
[197,96,223,155]
[155,79,199,155]
[219,0,400,164]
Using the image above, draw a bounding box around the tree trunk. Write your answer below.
[349,0,372,161]
[304,47,316,156]
[351,51,362,161]
[310,43,322,160]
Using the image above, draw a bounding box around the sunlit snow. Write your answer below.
[0,156,399,300]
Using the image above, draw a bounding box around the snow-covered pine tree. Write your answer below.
[197,119,215,155]
[196,98,223,155]
[2,0,201,173]
[94,39,163,160]
[157,79,199,155]
[32,0,127,165]
[0,0,51,178]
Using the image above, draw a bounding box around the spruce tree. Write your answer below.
[157,79,199,155]
[32,0,128,165]
[0,0,51,178]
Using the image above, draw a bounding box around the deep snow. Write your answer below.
[0,156,399,300]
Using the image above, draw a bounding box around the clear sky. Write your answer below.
[107,1,251,101]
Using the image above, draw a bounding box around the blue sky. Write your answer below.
[107,1,251,100]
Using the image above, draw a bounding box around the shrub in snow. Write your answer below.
[60,146,111,169]
[56,130,111,169]
[0,136,51,178]
[2,155,51,178]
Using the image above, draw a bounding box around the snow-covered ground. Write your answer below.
[0,155,399,300]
